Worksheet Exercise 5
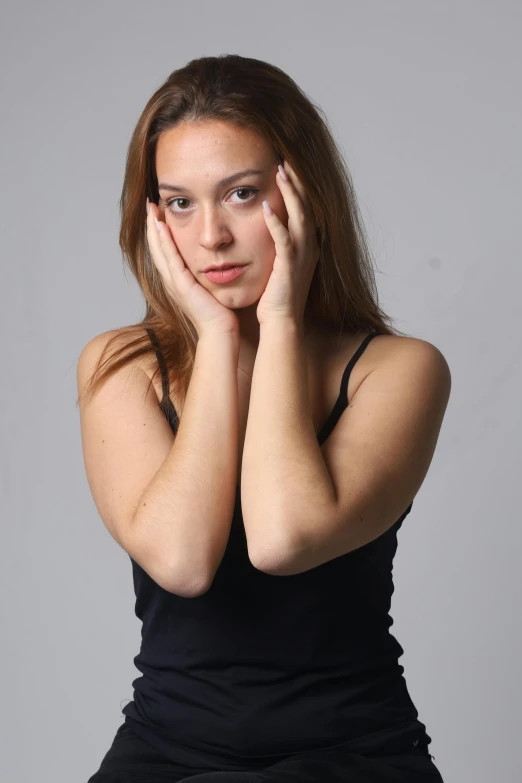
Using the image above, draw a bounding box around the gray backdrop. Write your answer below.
[2,1,520,781]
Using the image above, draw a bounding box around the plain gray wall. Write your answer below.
[2,1,520,781]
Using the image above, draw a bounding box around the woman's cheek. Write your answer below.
[255,223,276,260]
[163,222,192,267]
[277,203,289,229]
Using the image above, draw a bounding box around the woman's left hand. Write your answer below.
[256,161,320,328]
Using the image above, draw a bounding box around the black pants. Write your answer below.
[87,723,445,782]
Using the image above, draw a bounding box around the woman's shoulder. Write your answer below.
[314,325,445,363]
[309,325,416,366]
[79,325,151,365]
[78,326,167,405]
[310,326,446,403]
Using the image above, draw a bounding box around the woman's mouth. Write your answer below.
[203,265,247,284]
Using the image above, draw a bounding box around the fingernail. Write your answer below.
[154,217,160,229]
[278,164,288,182]
[146,197,150,215]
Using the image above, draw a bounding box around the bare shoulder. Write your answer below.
[353,332,452,412]
[309,327,451,412]
[357,330,450,380]
[77,327,161,400]
[366,332,450,368]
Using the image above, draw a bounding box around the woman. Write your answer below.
[78,54,450,782]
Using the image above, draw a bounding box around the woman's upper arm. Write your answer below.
[76,331,175,570]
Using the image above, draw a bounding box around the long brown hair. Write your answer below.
[77,54,409,411]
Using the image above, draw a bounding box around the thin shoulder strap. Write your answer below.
[316,331,379,445]
[145,328,179,433]
[317,330,414,525]
[338,331,379,406]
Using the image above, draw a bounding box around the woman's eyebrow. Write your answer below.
[158,168,266,194]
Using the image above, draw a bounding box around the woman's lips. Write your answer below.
[203,265,246,284]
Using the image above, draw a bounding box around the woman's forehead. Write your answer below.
[155,120,276,175]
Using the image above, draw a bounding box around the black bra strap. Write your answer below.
[145,328,170,401]
[145,328,179,432]
[317,332,378,445]
[338,332,379,405]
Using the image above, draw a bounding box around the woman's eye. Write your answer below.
[167,197,190,212]
[166,187,258,214]
[230,187,258,204]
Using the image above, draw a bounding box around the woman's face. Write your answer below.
[154,119,288,310]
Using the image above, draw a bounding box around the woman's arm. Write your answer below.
[78,329,239,599]
[129,330,240,595]
[241,322,451,576]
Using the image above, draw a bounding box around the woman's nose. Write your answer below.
[198,208,233,249]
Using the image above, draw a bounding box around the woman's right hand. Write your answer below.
[146,200,239,339]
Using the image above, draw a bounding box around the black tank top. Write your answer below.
[121,329,433,765]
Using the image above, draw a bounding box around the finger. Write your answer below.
[145,203,170,279]
[276,167,309,244]
[262,202,294,259]
[147,204,184,280]
[282,165,321,255]
[279,162,312,215]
